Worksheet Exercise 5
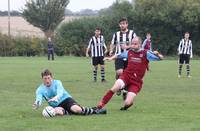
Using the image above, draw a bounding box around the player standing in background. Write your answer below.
[33,69,106,116]
[109,17,136,98]
[86,27,108,82]
[142,32,152,71]
[97,36,163,111]
[142,32,152,51]
[177,32,193,78]
[47,37,55,61]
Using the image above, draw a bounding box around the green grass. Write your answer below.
[0,57,200,131]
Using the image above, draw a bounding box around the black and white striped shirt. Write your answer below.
[178,39,193,57]
[111,30,136,54]
[88,35,107,57]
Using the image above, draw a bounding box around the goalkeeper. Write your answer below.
[33,69,106,116]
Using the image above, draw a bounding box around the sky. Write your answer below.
[0,0,131,12]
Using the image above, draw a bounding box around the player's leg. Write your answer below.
[54,107,67,116]
[93,65,98,82]
[70,105,106,115]
[115,59,127,96]
[51,50,54,60]
[48,50,50,60]
[120,92,136,111]
[185,55,191,77]
[92,57,98,82]
[100,64,106,82]
[97,79,125,109]
[178,54,184,77]
[100,56,106,82]
[120,82,141,111]
[58,97,106,115]
[115,58,124,79]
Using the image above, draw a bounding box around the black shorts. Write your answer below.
[92,56,104,66]
[58,97,78,114]
[115,58,128,70]
[179,54,190,64]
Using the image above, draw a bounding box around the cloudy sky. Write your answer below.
[0,0,131,12]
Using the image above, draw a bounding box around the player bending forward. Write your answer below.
[97,36,163,110]
[33,69,106,116]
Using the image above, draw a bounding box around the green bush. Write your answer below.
[0,33,46,56]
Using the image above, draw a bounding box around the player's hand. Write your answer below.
[103,57,112,61]
[153,50,164,59]
[103,57,110,61]
[153,50,159,55]
[32,101,39,110]
[48,96,58,102]
[190,55,193,58]
[109,51,113,56]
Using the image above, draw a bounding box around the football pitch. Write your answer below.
[0,57,199,131]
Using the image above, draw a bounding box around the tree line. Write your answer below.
[1,0,200,56]
[55,0,200,56]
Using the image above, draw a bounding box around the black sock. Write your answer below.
[186,64,190,76]
[101,68,105,80]
[93,67,97,81]
[178,64,183,75]
[120,104,133,111]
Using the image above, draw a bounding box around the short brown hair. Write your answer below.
[95,27,101,31]
[185,32,189,34]
[119,17,128,23]
[41,69,52,78]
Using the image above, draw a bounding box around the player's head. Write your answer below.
[119,17,128,31]
[41,69,53,87]
[146,32,151,40]
[184,32,190,39]
[95,27,101,36]
[48,37,51,41]
[130,36,142,50]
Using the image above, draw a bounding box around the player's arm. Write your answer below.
[86,39,92,57]
[147,50,164,61]
[177,40,182,55]
[48,80,64,102]
[109,43,115,56]
[104,51,128,61]
[190,41,193,58]
[33,88,43,110]
[103,38,108,55]
[110,33,116,56]
[141,39,146,49]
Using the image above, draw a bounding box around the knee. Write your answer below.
[101,66,105,70]
[111,79,124,93]
[70,105,82,114]
[54,107,65,116]
[116,70,123,76]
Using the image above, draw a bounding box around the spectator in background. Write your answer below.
[47,37,54,60]
[142,32,152,51]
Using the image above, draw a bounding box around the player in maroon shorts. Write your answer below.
[97,36,163,110]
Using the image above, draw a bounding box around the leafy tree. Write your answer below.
[22,0,69,38]
[55,1,134,56]
[132,0,200,55]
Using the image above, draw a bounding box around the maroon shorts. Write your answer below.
[119,72,143,94]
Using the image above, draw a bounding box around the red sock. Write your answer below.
[98,90,114,108]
